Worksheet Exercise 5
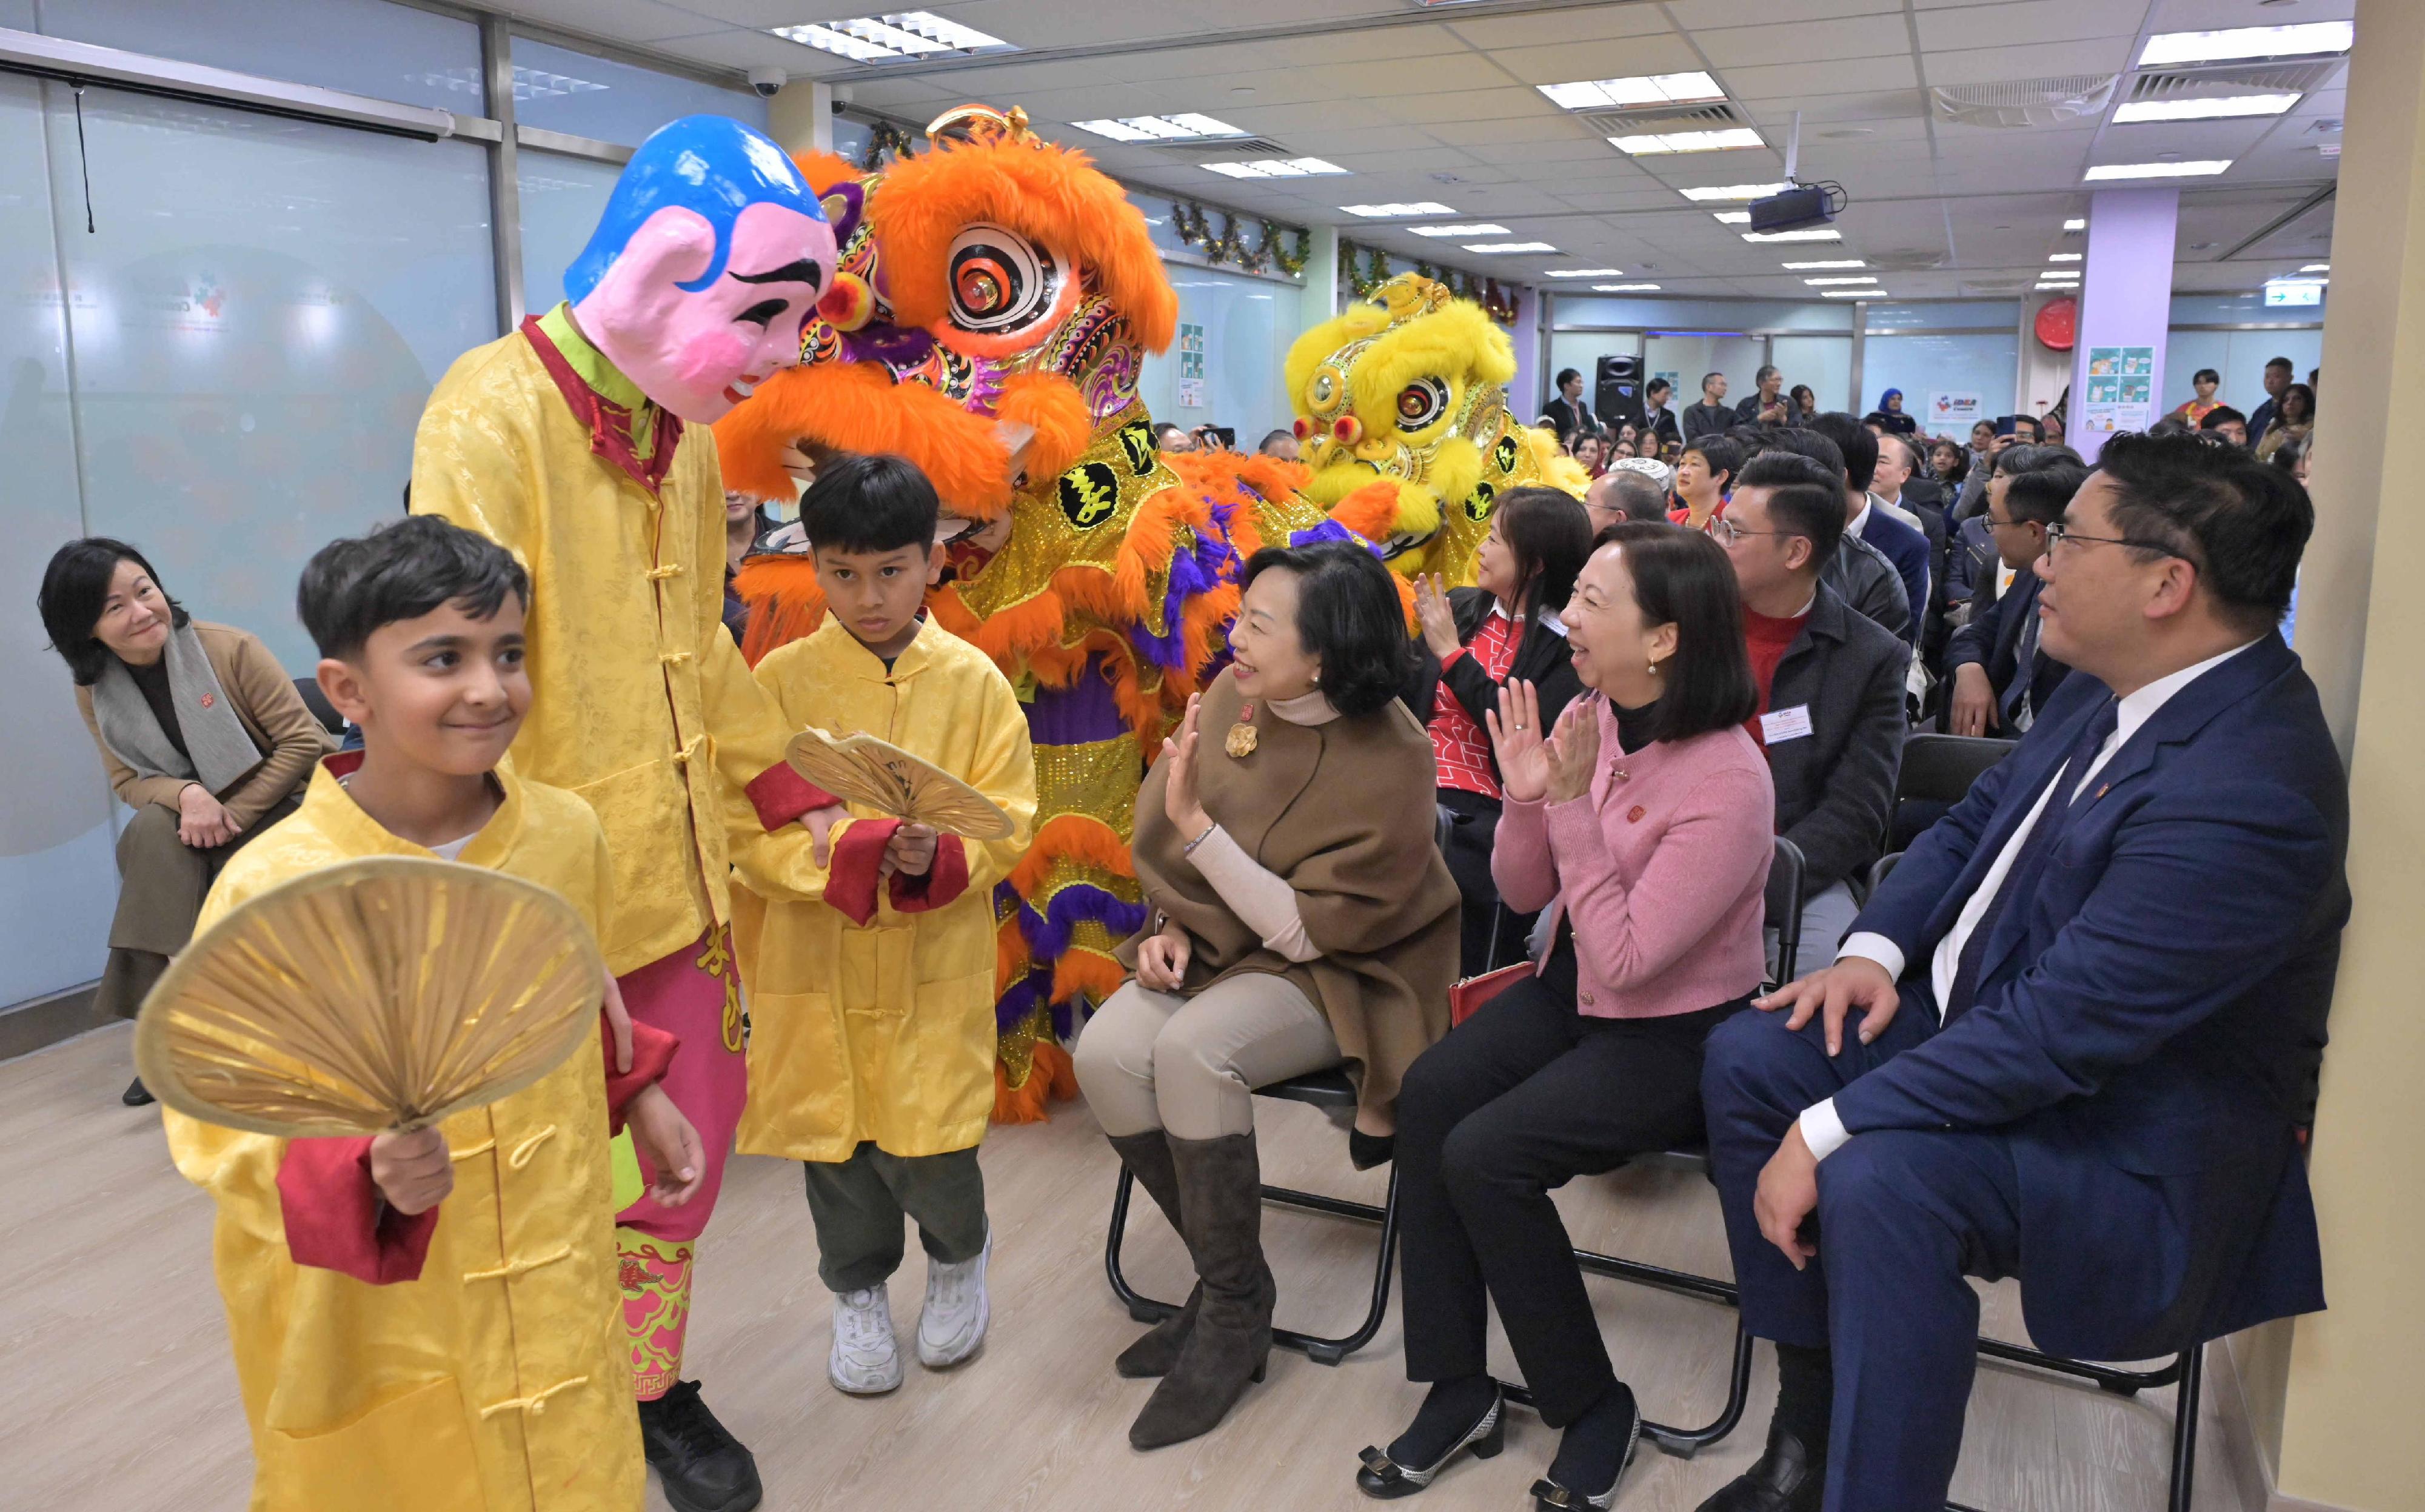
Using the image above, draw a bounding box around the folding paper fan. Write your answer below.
[784,728,1015,841]
[135,856,606,1139]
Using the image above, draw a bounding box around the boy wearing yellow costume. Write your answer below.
[166,518,706,1512]
[730,456,1036,1396]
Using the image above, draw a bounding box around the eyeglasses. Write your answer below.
[2044,523,2190,560]
[1710,517,1793,546]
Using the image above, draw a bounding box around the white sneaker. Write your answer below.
[916,1231,992,1368]
[829,1284,903,1395]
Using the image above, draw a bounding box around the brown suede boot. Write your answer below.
[1107,1130,1200,1379]
[1127,1131,1274,1450]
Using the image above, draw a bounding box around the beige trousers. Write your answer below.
[1075,972,1340,1140]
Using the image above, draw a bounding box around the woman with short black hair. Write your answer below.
[1077,540,1460,1452]
[1406,488,1593,975]
[1359,523,1775,1510]
[38,538,330,1102]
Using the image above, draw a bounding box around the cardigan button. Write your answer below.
[1580,992,1596,1006]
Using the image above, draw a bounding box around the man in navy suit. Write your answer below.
[1945,463,2087,737]
[1811,412,1930,646]
[1693,430,2347,1512]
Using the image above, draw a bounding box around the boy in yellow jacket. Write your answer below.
[731,454,1037,1395]
[165,517,706,1512]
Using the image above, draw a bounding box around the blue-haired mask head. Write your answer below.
[563,115,838,423]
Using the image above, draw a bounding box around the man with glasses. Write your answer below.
[1945,464,2086,738]
[1693,431,2346,1512]
[1717,453,1909,968]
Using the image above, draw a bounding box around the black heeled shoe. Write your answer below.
[123,1076,155,1108]
[1528,1385,1641,1511]
[1355,1383,1505,1499]
[1348,1129,1394,1171]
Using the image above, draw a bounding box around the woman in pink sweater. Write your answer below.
[1356,522,1774,1511]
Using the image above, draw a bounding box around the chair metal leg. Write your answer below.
[2169,1345,2202,1512]
[1103,1163,1400,1366]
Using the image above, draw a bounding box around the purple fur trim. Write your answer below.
[995,971,1051,1034]
[1287,518,1385,557]
[1016,883,1149,965]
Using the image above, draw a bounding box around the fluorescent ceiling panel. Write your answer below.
[1804,276,1875,286]
[1741,228,1841,243]
[1711,211,1751,225]
[1465,241,1559,253]
[2084,160,2231,180]
[1681,182,1791,202]
[1819,290,1875,298]
[2049,253,2081,262]
[2138,22,2353,67]
[1069,115,1245,142]
[1544,268,1627,277]
[771,11,1013,62]
[2112,93,2298,124]
[1202,158,1348,178]
[1610,128,1764,155]
[1408,223,1509,236]
[1782,259,1864,269]
[1591,283,1661,292]
[2064,218,2086,230]
[1340,202,1456,217]
[1538,72,1725,112]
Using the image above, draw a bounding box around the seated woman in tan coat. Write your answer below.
[1076,539,1460,1453]
[38,538,330,1103]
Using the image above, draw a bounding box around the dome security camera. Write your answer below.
[747,66,786,98]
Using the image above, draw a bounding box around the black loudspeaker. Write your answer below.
[1596,354,1644,431]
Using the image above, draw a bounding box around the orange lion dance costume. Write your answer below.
[715,105,1256,1120]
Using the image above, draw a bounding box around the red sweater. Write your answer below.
[1742,604,1810,744]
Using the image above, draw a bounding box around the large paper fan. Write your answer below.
[135,856,606,1138]
[785,728,1014,841]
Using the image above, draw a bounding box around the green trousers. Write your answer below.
[803,1142,988,1294]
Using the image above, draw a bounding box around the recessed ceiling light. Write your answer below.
[2049,253,2081,262]
[1408,223,1510,237]
[1819,290,1875,298]
[1545,268,1628,277]
[2300,263,2330,272]
[1783,259,1865,269]
[2084,159,2232,180]
[2139,22,2352,67]
[1742,228,1841,243]
[1804,275,1876,286]
[2113,93,2301,123]
[1591,283,1662,292]
[1465,241,1559,253]
[1711,211,1752,225]
[1340,202,1456,218]
[771,11,1014,62]
[1539,71,1725,111]
[1202,158,1348,178]
[2036,284,2076,292]
[1610,128,1764,155]
[1069,114,1246,142]
[1681,182,1791,202]
[2064,218,2086,230]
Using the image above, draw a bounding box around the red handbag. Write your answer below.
[1450,962,1532,1026]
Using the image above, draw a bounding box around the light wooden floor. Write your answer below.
[7,1023,2250,1512]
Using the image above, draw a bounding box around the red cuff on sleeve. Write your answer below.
[825,818,901,926]
[601,1016,680,1134]
[277,1137,440,1285]
[888,834,969,914]
[746,761,841,831]
[1439,645,1470,671]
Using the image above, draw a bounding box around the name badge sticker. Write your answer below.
[1760,704,1814,743]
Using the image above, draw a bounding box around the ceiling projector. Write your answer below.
[1749,183,1839,234]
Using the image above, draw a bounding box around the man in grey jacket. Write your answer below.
[1750,427,1912,645]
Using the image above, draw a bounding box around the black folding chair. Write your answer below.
[1885,732,2013,855]
[1105,1067,1400,1365]
[292,676,346,737]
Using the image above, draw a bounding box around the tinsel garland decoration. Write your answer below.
[1173,201,1310,278]
[1337,241,1519,325]
[857,121,915,172]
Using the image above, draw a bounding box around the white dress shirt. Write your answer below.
[1799,637,2265,1160]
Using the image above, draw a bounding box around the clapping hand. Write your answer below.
[1413,574,1462,660]
[1542,699,1600,804]
[1162,695,1209,837]
[1483,679,1552,802]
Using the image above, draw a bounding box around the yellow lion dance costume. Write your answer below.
[1276,273,1584,587]
[715,106,1256,1120]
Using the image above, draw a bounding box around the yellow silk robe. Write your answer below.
[732,616,1037,1162]
[165,761,640,1512]
[410,319,800,975]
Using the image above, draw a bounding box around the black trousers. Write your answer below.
[1396,948,1746,1425]
[1437,788,1534,978]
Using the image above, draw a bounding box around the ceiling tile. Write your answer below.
[1368,85,1559,127]
[1913,0,2149,50]
[1724,57,1920,98]
[1919,38,2134,85]
[1485,35,1708,85]
[1695,13,1913,69]
[1446,8,1676,50]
